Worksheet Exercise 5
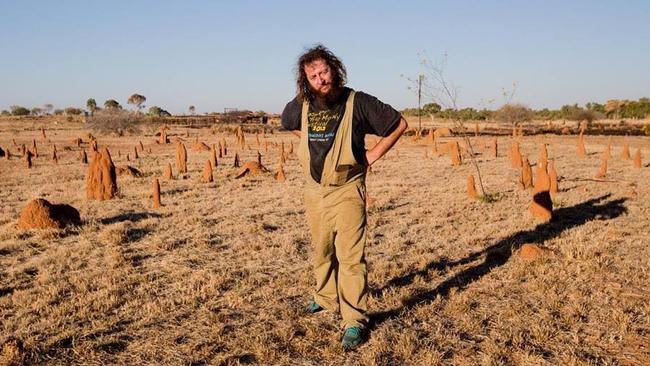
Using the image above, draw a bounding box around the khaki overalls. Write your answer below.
[298,91,369,329]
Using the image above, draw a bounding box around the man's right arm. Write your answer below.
[281,99,301,137]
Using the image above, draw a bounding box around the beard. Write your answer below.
[311,84,344,109]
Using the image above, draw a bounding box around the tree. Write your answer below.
[64,107,83,115]
[422,102,441,116]
[43,104,54,115]
[86,98,97,116]
[53,109,64,115]
[189,105,196,115]
[104,99,121,110]
[605,99,625,119]
[127,93,146,112]
[1,110,11,116]
[31,107,43,116]
[495,103,533,129]
[419,52,489,197]
[148,106,171,117]
[10,105,30,116]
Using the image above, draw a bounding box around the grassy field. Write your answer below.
[1,118,649,365]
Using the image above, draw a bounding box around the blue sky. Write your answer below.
[1,0,648,114]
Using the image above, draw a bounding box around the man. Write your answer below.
[281,44,408,350]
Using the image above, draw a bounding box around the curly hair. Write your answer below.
[295,44,347,103]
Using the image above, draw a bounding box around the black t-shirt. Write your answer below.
[281,87,401,183]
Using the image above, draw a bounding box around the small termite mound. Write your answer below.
[235,161,269,179]
[116,165,143,177]
[491,137,498,158]
[17,198,81,229]
[434,128,452,138]
[192,141,211,152]
[518,244,552,261]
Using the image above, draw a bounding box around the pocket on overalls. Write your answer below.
[330,164,353,186]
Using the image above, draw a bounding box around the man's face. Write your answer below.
[304,59,333,97]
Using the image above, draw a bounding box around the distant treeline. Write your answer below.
[401,98,650,121]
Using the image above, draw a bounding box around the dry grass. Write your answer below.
[1,119,649,365]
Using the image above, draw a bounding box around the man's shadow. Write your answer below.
[370,194,628,328]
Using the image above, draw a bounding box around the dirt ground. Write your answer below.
[1,118,649,365]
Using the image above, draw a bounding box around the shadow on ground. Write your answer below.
[100,212,163,225]
[370,194,628,328]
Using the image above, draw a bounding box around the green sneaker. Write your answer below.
[341,327,365,351]
[305,300,324,314]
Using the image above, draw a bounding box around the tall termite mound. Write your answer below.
[633,149,642,168]
[159,127,169,144]
[86,147,118,200]
[595,158,608,179]
[510,141,522,168]
[17,198,81,229]
[530,159,553,222]
[152,178,161,208]
[210,144,218,167]
[577,133,587,157]
[491,137,498,158]
[81,149,88,164]
[603,137,612,160]
[449,141,462,166]
[163,162,173,179]
[276,162,286,182]
[25,150,33,169]
[548,160,559,198]
[519,156,533,190]
[621,142,631,160]
[538,143,548,166]
[467,175,478,199]
[233,153,240,168]
[202,160,213,183]
[176,142,187,173]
